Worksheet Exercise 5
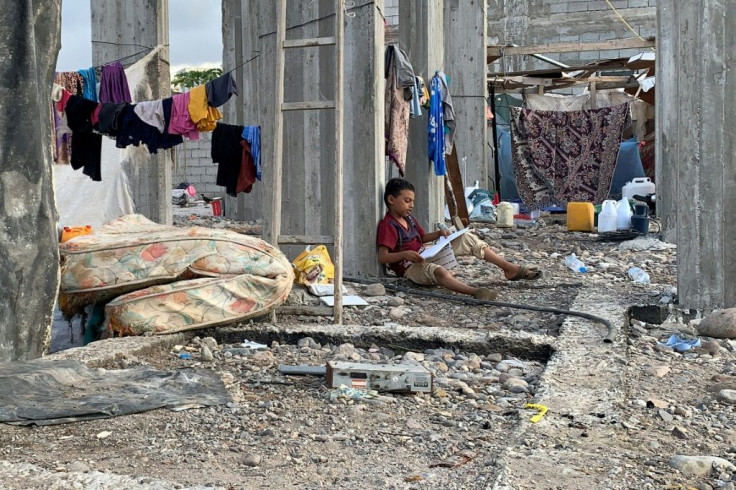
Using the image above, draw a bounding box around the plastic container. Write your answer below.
[567,202,595,232]
[211,198,223,217]
[565,254,587,273]
[597,200,618,233]
[631,203,650,234]
[628,267,650,284]
[497,202,514,228]
[60,225,92,243]
[616,197,632,230]
[622,177,655,200]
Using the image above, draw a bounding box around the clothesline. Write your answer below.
[52,67,261,200]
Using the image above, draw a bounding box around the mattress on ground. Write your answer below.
[59,214,293,335]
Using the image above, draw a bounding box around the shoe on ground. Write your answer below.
[473,287,498,301]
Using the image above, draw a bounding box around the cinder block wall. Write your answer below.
[487,0,657,72]
[172,132,226,199]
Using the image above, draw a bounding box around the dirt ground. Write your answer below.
[2,217,735,489]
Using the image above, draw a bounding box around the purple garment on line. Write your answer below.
[99,62,132,104]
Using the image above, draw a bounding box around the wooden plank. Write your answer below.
[270,0,286,249]
[489,60,631,78]
[283,36,336,48]
[333,0,344,326]
[269,0,287,326]
[278,235,334,245]
[487,37,655,58]
[444,146,469,225]
[281,100,336,111]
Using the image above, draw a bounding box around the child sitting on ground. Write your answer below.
[376,178,542,300]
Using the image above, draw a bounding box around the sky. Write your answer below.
[56,0,223,74]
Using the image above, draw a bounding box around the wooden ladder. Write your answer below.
[271,0,345,324]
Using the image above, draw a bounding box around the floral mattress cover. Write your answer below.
[59,214,293,336]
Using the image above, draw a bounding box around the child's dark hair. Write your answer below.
[384,178,415,207]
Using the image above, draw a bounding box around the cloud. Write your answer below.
[56,0,222,72]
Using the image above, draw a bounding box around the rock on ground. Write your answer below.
[668,455,736,476]
[698,308,736,339]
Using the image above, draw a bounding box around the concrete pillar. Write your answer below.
[657,0,736,309]
[400,0,444,229]
[0,0,61,360]
[91,0,172,225]
[443,0,488,190]
[342,0,386,278]
[225,0,385,278]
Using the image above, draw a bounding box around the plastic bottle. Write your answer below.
[616,197,632,230]
[628,267,650,284]
[597,200,618,233]
[565,254,587,273]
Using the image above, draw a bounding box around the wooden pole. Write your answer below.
[333,0,344,325]
[270,0,286,248]
[269,0,287,325]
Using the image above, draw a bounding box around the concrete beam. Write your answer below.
[400,0,444,229]
[0,0,61,361]
[444,0,489,190]
[91,0,172,225]
[658,0,736,308]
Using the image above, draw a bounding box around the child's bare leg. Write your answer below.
[481,246,522,279]
[434,267,476,295]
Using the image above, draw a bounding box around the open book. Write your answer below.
[419,228,469,268]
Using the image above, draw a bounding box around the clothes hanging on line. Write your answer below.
[99,62,132,104]
[115,104,183,153]
[52,71,85,165]
[77,67,98,102]
[168,92,200,140]
[409,76,423,119]
[188,84,222,131]
[97,103,126,136]
[427,71,457,176]
[206,72,239,108]
[384,45,415,90]
[241,126,261,181]
[133,100,166,133]
[428,74,445,176]
[64,95,102,182]
[385,46,410,176]
[435,71,456,154]
[509,103,631,208]
[212,123,256,197]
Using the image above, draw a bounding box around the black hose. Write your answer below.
[344,276,617,343]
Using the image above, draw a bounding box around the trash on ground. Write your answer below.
[319,295,368,307]
[660,334,702,352]
[241,339,269,350]
[326,361,433,393]
[524,403,549,423]
[308,283,349,297]
[0,359,230,426]
[628,266,651,284]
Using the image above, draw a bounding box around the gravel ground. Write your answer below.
[3,215,734,489]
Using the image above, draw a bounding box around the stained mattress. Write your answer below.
[59,214,293,336]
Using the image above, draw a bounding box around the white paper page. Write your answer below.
[419,228,470,259]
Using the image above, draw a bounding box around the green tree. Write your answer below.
[171,67,223,91]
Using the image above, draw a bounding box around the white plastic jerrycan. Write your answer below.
[616,197,632,230]
[496,202,514,228]
[622,177,655,200]
[597,200,618,233]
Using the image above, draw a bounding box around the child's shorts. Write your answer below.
[403,232,489,286]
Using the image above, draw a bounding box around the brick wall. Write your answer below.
[172,132,226,198]
[488,0,657,71]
